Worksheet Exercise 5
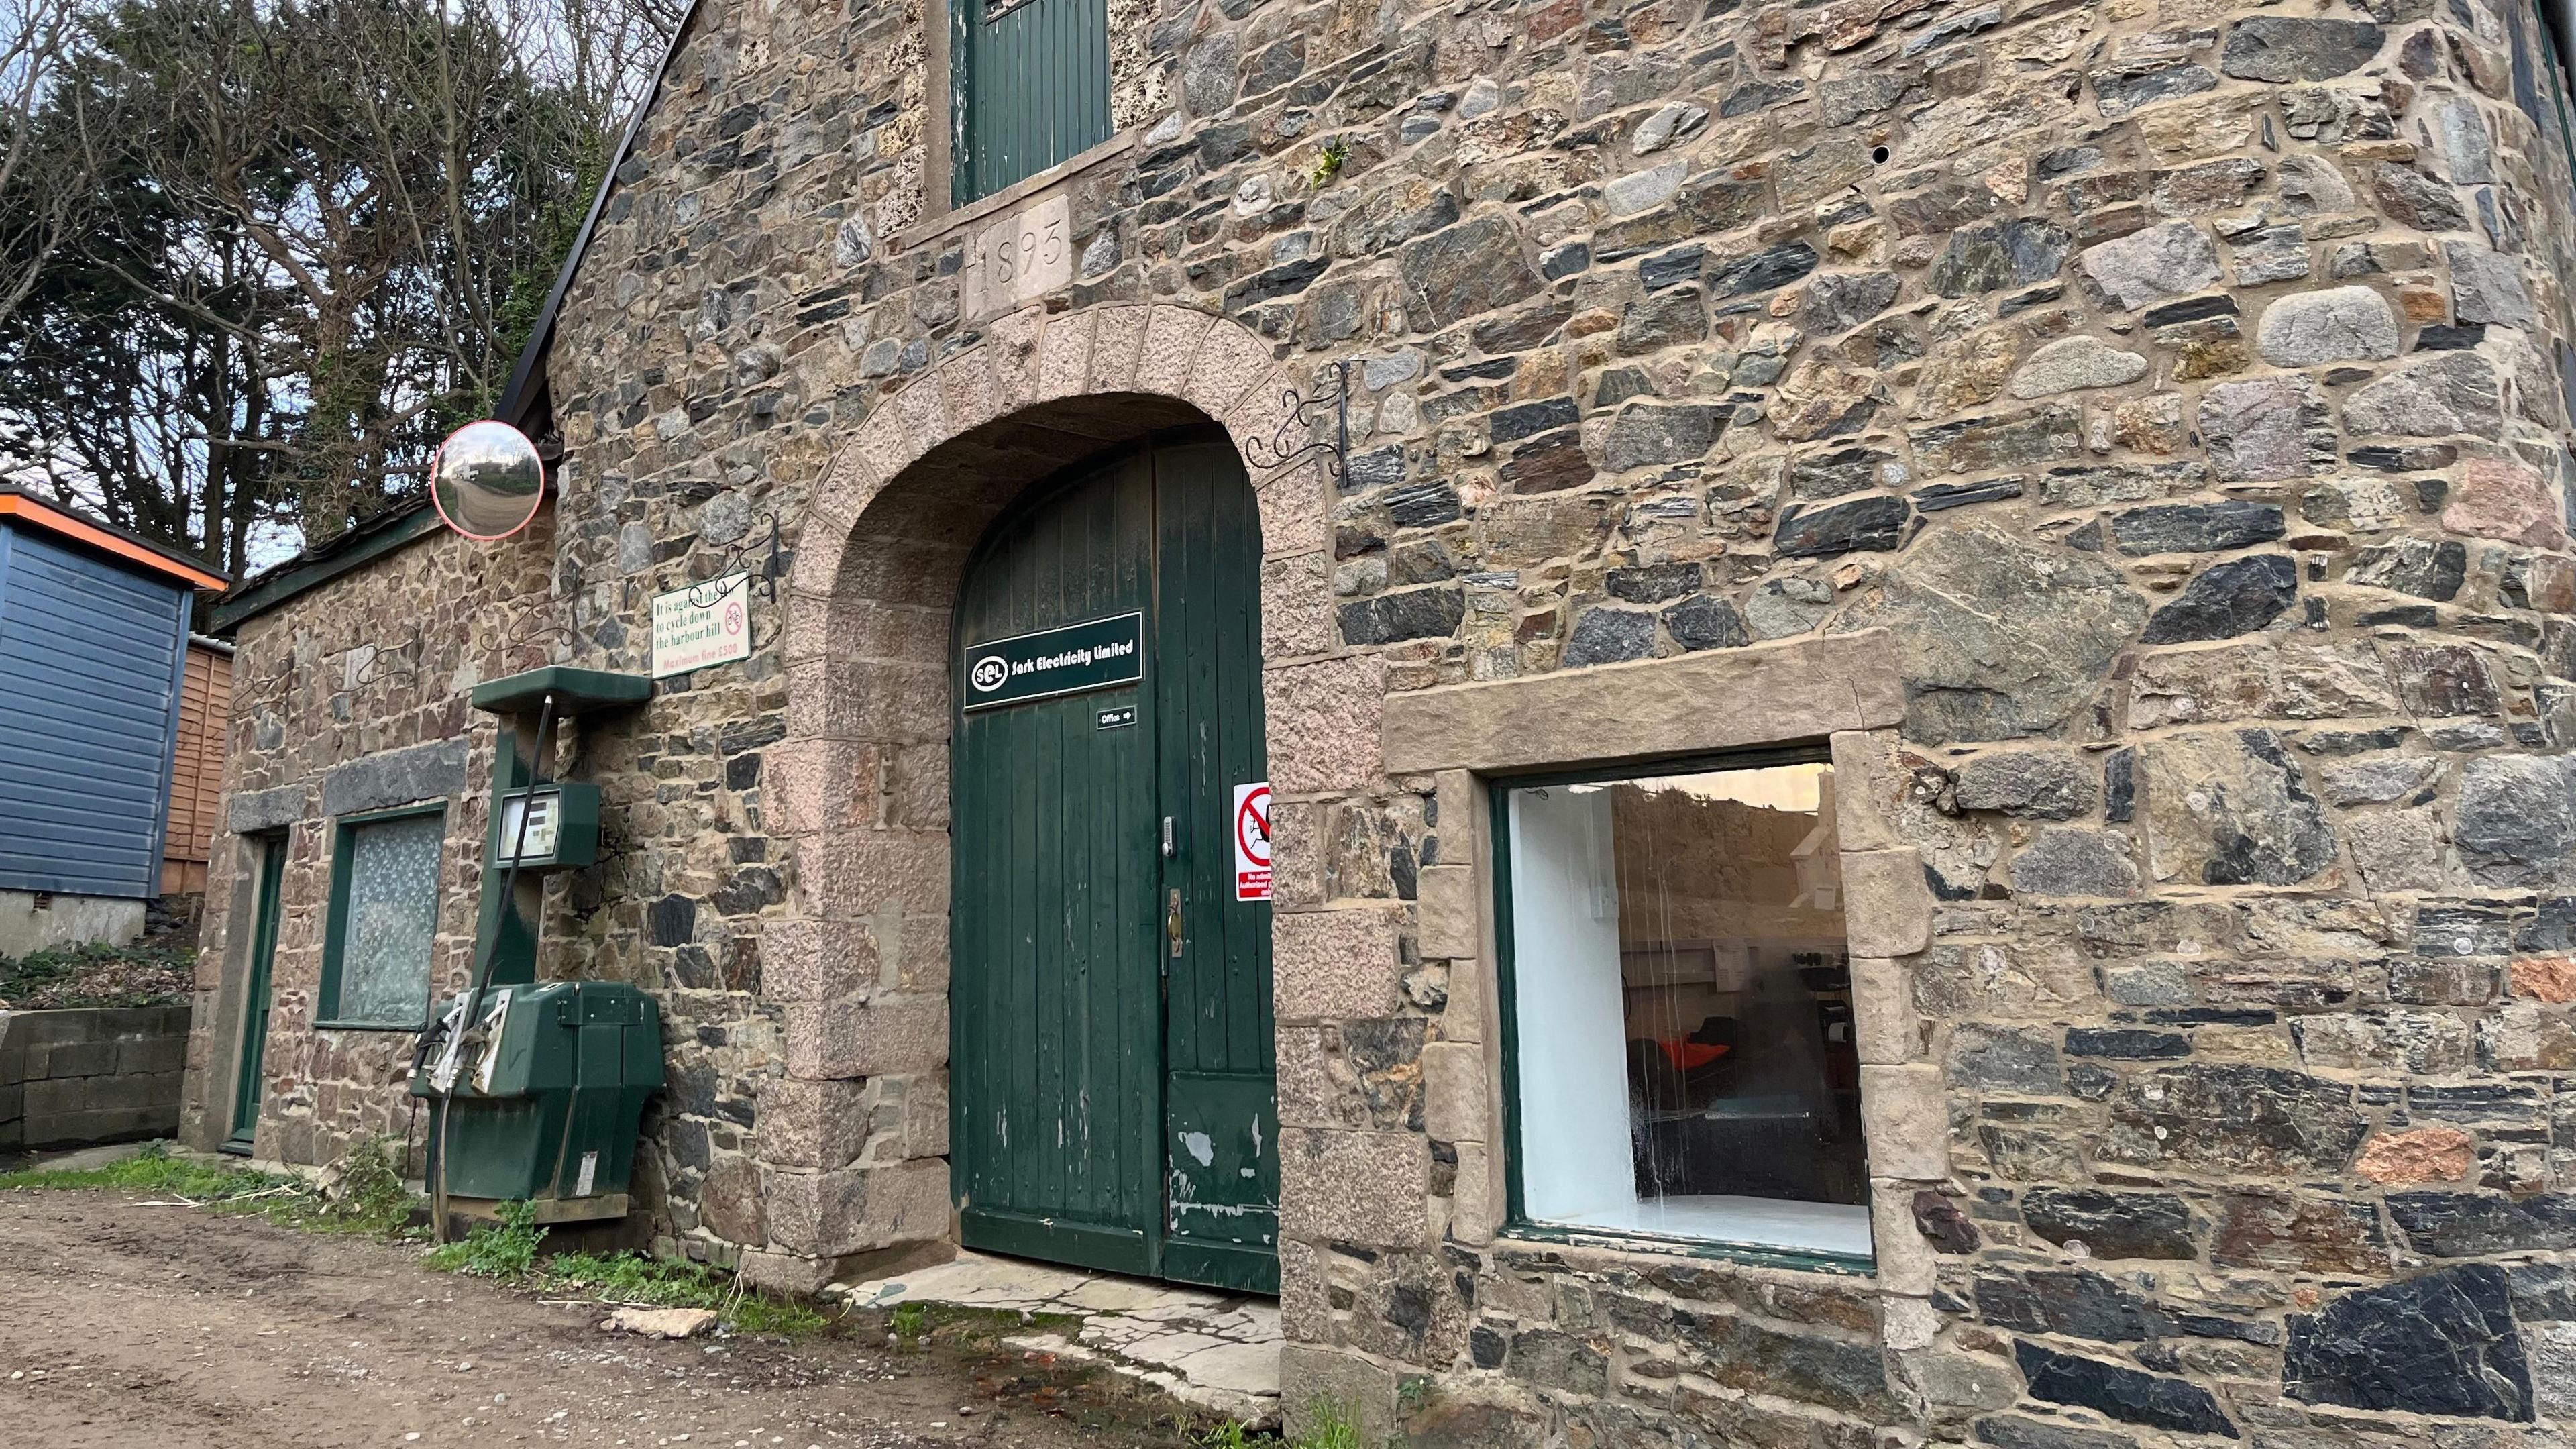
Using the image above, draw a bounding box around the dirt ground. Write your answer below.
[0,1188,1224,1449]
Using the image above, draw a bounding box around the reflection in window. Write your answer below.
[329,812,445,1026]
[1504,759,1869,1259]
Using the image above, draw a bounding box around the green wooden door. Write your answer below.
[951,0,1109,205]
[227,836,287,1152]
[951,428,1276,1293]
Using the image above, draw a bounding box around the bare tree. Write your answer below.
[0,0,101,328]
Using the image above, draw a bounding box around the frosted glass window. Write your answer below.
[1504,759,1871,1260]
[327,812,445,1026]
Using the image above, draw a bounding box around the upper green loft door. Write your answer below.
[951,0,1109,205]
[951,428,1277,1294]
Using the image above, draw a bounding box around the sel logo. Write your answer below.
[969,655,1010,692]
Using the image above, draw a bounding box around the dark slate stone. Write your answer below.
[1401,217,1542,329]
[2109,1063,2364,1174]
[2515,895,2576,952]
[1977,1269,2166,1342]
[2139,553,2298,643]
[2282,1265,2530,1421]
[711,866,784,916]
[649,894,698,947]
[1914,477,2027,512]
[2220,16,2386,82]
[1674,1312,1897,1417]
[319,737,472,817]
[1776,495,1909,557]
[2347,443,2460,472]
[1707,243,1820,297]
[1974,1415,2141,1449]
[2021,1188,2197,1260]
[1468,1324,1507,1368]
[718,717,788,755]
[1607,563,1702,603]
[2092,62,2218,117]
[1664,595,1750,651]
[724,753,762,791]
[1928,217,2074,297]
[1804,270,1903,334]
[1538,241,1591,280]
[2351,537,2467,601]
[2141,292,2239,327]
[1498,430,1592,494]
[2065,1028,2191,1059]
[1340,588,1466,645]
[1564,608,1658,667]
[1344,445,1407,491]
[1492,397,1580,443]
[2386,1192,2576,1256]
[2508,1262,2576,1320]
[1953,1022,2065,1093]
[1386,481,1463,528]
[2416,323,2487,350]
[2108,501,2286,556]
[2013,1342,2237,1437]
[1222,255,1331,311]
[2456,755,2576,885]
[1638,245,1706,291]
[1791,447,1894,500]
[1601,403,1719,471]
[1594,366,1656,408]
[1914,1191,1982,1253]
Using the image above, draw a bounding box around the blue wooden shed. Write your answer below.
[0,486,230,948]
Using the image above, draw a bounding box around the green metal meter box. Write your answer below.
[409,980,663,1215]
[490,782,601,871]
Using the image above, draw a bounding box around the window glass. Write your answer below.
[330,812,445,1025]
[1504,759,1869,1259]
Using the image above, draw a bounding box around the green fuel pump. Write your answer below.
[411,665,658,1234]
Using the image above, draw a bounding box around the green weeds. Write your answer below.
[0,1140,410,1238]
[427,1202,829,1336]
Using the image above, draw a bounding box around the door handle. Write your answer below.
[1167,888,1184,959]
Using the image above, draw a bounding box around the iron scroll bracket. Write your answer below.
[1242,359,1350,484]
[685,512,783,608]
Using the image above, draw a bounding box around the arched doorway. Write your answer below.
[949,423,1277,1293]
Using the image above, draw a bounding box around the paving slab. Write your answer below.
[835,1250,1282,1424]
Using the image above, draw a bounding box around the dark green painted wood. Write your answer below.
[1151,434,1277,1293]
[954,448,1160,1275]
[950,428,1275,1293]
[951,0,1110,205]
[226,836,288,1152]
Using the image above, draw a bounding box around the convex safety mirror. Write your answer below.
[430,419,546,540]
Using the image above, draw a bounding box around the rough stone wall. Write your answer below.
[192,0,2576,1435]
[177,521,557,1169]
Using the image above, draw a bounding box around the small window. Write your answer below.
[319,806,447,1028]
[1499,753,1870,1261]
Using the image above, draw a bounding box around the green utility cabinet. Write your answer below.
[409,981,663,1214]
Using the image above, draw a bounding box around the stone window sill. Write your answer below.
[902,130,1138,255]
[1501,1222,1876,1278]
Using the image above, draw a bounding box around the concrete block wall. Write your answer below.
[0,1006,191,1153]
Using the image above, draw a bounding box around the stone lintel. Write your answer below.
[1379,629,1903,776]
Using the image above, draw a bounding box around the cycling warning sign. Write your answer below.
[1232,782,1271,902]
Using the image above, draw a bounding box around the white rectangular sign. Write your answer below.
[1233,781,1271,902]
[651,572,752,679]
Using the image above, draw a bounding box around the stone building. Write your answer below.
[181,0,2576,1437]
